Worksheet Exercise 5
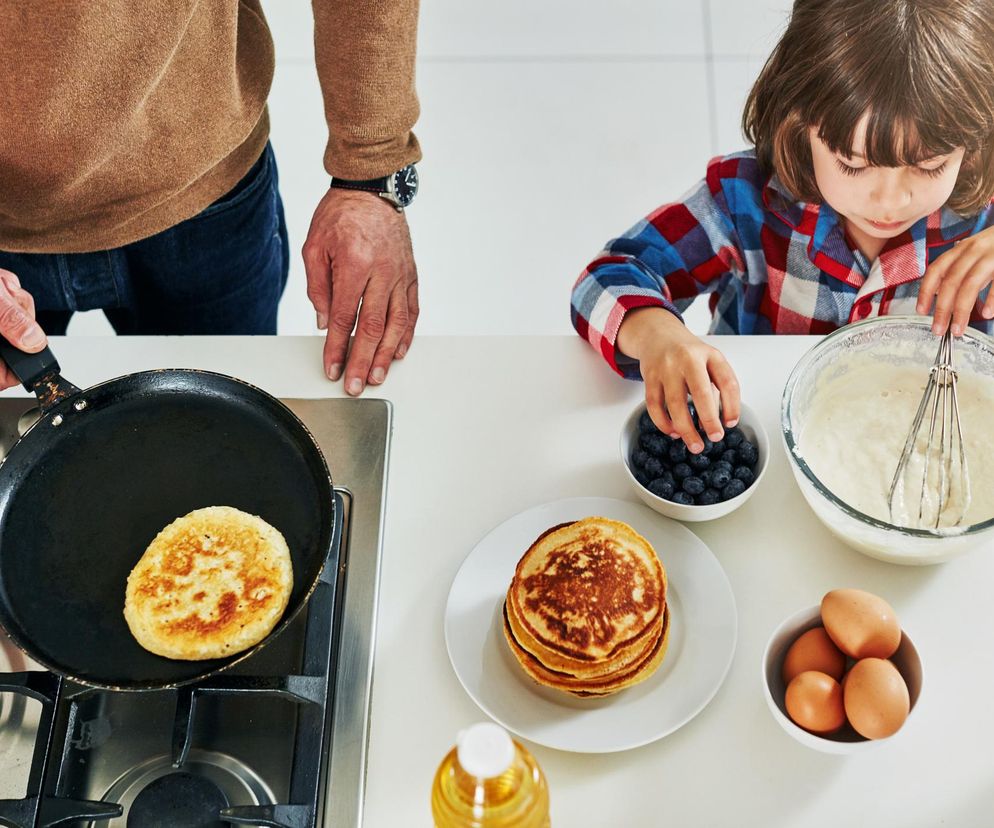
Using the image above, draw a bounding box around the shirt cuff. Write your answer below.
[608,296,684,380]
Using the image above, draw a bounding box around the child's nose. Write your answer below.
[869,170,913,215]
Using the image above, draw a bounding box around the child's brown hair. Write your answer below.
[743,0,994,215]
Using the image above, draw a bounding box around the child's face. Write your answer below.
[809,121,965,241]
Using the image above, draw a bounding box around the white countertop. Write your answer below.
[5,335,992,827]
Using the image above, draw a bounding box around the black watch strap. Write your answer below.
[329,175,389,194]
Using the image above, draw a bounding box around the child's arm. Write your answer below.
[917,206,994,336]
[571,157,747,451]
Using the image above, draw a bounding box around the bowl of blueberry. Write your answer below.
[620,400,769,522]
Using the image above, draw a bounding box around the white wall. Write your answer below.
[69,0,792,338]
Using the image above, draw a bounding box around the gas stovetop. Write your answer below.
[0,396,391,828]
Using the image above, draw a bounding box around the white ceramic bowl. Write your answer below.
[781,315,994,564]
[620,400,770,522]
[762,604,923,754]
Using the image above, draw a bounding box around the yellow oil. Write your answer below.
[431,742,551,828]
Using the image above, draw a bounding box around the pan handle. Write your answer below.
[0,336,81,411]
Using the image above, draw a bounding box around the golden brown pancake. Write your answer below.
[502,516,669,697]
[508,518,666,664]
[124,506,293,660]
[505,579,659,679]
[503,602,669,697]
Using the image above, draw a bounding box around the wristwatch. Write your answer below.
[329,164,419,211]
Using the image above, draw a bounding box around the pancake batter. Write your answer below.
[797,357,994,530]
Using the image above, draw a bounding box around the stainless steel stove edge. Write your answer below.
[282,398,392,828]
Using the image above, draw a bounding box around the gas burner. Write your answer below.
[0,638,27,760]
[92,750,274,828]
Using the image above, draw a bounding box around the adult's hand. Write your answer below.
[0,269,47,391]
[302,188,418,396]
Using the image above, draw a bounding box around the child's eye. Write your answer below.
[835,159,865,177]
[918,162,948,179]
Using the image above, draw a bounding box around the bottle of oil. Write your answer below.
[431,722,551,827]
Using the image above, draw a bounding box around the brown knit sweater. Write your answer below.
[0,0,421,253]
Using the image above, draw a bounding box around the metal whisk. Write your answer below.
[888,328,971,529]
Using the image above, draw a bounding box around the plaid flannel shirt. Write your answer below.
[571,150,994,378]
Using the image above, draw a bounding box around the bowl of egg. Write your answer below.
[781,315,994,564]
[762,588,922,753]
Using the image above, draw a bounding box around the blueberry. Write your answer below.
[699,435,714,455]
[668,442,688,464]
[737,440,758,467]
[708,438,725,457]
[733,466,755,487]
[634,466,652,487]
[644,455,666,479]
[721,479,747,500]
[688,452,711,471]
[639,410,658,433]
[710,465,732,489]
[725,427,744,448]
[720,449,738,466]
[712,460,733,475]
[640,432,669,457]
[682,476,705,496]
[648,478,675,499]
[631,448,650,470]
[672,462,692,480]
[696,488,720,506]
[699,469,712,488]
[672,490,695,505]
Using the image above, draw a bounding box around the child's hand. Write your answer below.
[617,307,740,454]
[917,227,994,336]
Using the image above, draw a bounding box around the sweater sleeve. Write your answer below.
[571,156,747,379]
[311,0,422,179]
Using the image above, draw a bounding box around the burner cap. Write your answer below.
[126,772,229,828]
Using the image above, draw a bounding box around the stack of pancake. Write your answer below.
[502,516,668,697]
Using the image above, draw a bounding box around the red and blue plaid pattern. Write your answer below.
[571,150,994,378]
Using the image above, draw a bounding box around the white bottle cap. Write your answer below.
[456,722,515,779]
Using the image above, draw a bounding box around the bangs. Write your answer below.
[817,111,957,168]
[810,56,981,167]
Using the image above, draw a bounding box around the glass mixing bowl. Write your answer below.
[781,315,994,565]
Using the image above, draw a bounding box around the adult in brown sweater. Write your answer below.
[0,0,421,396]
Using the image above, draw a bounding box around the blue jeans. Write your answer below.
[0,143,289,335]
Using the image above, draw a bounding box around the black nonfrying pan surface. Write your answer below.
[0,342,335,690]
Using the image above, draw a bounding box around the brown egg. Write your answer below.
[844,658,909,739]
[785,671,846,735]
[782,626,847,684]
[821,589,901,659]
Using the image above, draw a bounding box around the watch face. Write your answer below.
[391,165,419,207]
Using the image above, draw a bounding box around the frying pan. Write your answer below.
[0,340,336,690]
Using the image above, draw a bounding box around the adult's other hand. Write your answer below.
[302,188,418,396]
[0,269,47,391]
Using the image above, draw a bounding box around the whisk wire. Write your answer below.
[887,328,971,529]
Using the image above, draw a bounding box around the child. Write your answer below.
[571,0,994,454]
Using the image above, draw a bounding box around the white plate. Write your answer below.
[444,496,737,753]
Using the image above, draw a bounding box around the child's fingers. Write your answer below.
[983,286,994,320]
[708,353,741,427]
[645,382,677,438]
[949,267,994,335]
[686,366,723,443]
[930,252,983,334]
[664,383,702,454]
[917,256,952,314]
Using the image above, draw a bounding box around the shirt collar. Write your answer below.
[761,174,983,291]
